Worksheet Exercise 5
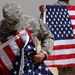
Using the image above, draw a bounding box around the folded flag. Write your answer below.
[0,28,30,75]
[44,5,75,67]
[0,28,53,75]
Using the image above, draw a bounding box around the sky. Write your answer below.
[0,0,75,20]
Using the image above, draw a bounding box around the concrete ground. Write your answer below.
[48,67,58,75]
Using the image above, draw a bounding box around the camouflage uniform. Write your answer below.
[0,2,54,74]
[0,2,54,58]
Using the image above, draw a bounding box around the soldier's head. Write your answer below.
[2,2,22,25]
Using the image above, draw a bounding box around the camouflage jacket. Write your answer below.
[0,15,54,57]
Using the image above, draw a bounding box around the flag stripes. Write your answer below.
[0,28,29,75]
[44,5,75,67]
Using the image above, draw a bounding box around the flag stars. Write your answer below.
[56,28,59,31]
[51,15,53,18]
[59,15,61,18]
[54,31,57,34]
[71,34,73,37]
[53,8,56,11]
[56,21,58,24]
[52,12,54,14]
[63,15,65,18]
[38,66,42,69]
[64,21,67,24]
[62,18,64,21]
[38,73,42,75]
[49,8,52,11]
[28,52,30,55]
[67,15,69,18]
[15,62,18,65]
[70,27,72,30]
[60,12,62,15]
[57,34,60,37]
[66,34,69,37]
[64,12,67,15]
[28,45,31,49]
[49,25,51,28]
[52,28,54,31]
[33,72,35,75]
[34,48,36,51]
[14,71,17,75]
[55,15,57,18]
[28,69,32,73]
[61,28,63,31]
[61,8,64,11]
[68,24,70,27]
[48,12,50,15]
[69,22,71,25]
[56,12,58,15]
[57,8,60,11]
[51,21,54,24]
[53,18,56,21]
[45,68,48,71]
[66,18,68,21]
[46,6,74,40]
[49,18,51,21]
[61,34,63,37]
[68,31,71,34]
[57,18,60,21]
[46,15,48,18]
[59,25,61,27]
[63,31,66,34]
[27,63,30,66]
[65,27,68,30]
[54,25,56,28]
[63,25,66,27]
[60,22,62,24]
[65,8,67,11]
[47,22,49,25]
[46,9,47,12]
[59,31,61,34]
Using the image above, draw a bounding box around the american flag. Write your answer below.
[10,39,53,75]
[44,5,75,67]
[0,28,53,75]
[0,28,29,75]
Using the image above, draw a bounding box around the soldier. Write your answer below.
[0,2,54,75]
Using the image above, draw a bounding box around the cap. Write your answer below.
[3,2,22,21]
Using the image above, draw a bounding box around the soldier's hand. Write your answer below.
[32,52,46,64]
[39,4,45,13]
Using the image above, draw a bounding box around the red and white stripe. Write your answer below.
[0,28,29,75]
[44,6,75,67]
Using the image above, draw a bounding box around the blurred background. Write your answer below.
[0,0,74,20]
